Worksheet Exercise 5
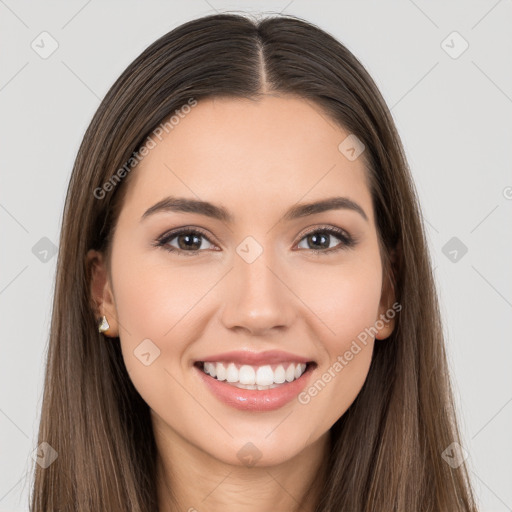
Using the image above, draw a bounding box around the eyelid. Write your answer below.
[154,224,357,254]
[155,225,220,249]
[293,224,357,253]
[294,224,351,243]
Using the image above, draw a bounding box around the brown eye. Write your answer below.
[154,225,357,257]
[156,228,216,255]
[296,227,355,253]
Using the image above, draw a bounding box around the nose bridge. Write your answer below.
[220,237,295,334]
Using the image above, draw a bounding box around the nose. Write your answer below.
[220,248,297,337]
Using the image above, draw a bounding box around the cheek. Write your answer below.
[290,254,382,427]
[110,232,383,434]
[109,245,197,374]
[111,242,211,341]
[293,253,383,346]
[110,254,202,413]
[110,242,227,390]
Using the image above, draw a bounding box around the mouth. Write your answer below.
[193,358,317,412]
[193,360,316,390]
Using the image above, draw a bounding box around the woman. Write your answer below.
[30,12,478,511]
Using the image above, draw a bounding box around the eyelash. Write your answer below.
[153,225,357,256]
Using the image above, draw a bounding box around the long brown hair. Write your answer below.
[30,12,478,511]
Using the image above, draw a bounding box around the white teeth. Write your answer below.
[200,361,308,386]
[239,365,256,385]
[285,364,295,382]
[215,362,226,381]
[204,362,216,378]
[274,365,286,384]
[226,363,238,382]
[256,365,274,386]
[230,382,283,390]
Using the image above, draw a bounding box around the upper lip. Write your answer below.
[196,350,314,366]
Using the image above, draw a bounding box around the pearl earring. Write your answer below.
[98,315,110,334]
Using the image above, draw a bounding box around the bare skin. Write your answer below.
[88,94,395,512]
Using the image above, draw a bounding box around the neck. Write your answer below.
[155,427,330,512]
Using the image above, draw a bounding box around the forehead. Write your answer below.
[120,95,373,223]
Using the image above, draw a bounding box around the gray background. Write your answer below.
[1,1,511,510]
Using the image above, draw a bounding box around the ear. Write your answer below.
[375,248,399,341]
[86,249,119,337]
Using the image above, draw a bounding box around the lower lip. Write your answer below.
[195,363,315,412]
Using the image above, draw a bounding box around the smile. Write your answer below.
[193,360,317,412]
[198,361,308,390]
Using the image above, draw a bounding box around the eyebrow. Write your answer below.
[140,195,369,224]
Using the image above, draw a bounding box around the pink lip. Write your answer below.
[194,362,316,412]
[196,350,313,366]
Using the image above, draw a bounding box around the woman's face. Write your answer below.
[89,95,395,466]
